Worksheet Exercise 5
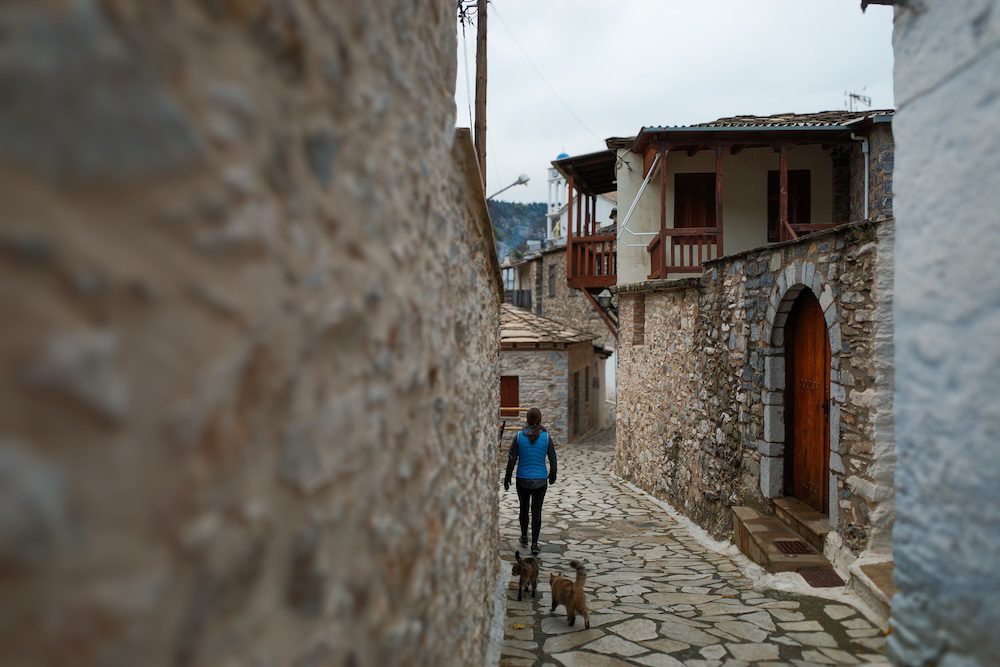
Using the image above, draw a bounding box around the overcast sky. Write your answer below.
[455,1,895,203]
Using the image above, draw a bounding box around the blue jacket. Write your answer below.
[504,428,558,484]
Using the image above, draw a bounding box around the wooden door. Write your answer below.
[784,291,830,513]
[500,376,519,417]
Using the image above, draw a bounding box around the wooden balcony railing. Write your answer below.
[568,234,617,289]
[647,227,721,278]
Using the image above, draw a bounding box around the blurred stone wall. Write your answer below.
[0,1,502,665]
[614,221,894,567]
[890,1,1000,663]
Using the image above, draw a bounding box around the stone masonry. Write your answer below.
[614,220,894,570]
[503,350,570,443]
[0,2,502,666]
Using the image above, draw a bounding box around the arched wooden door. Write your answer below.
[784,290,831,513]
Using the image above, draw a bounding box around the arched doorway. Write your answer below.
[783,289,831,514]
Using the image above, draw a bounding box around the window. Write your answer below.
[500,376,519,417]
[674,173,717,230]
[767,170,811,242]
[548,264,557,297]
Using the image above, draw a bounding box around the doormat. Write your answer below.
[799,566,846,588]
[774,539,814,555]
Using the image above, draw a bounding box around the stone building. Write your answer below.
[888,1,1000,663]
[561,110,897,616]
[503,240,619,399]
[500,304,611,443]
[0,3,504,666]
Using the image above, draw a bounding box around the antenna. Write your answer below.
[844,88,872,112]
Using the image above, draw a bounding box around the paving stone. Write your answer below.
[640,638,691,654]
[582,635,647,657]
[780,620,825,632]
[823,604,857,620]
[819,647,861,663]
[786,631,838,648]
[543,629,604,654]
[658,621,718,646]
[631,654,685,667]
[552,651,635,667]
[607,618,658,642]
[715,620,769,642]
[500,429,884,665]
[700,645,728,659]
[727,643,780,661]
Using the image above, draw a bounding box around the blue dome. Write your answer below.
[556,152,569,159]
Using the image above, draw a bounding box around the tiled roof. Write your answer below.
[660,109,894,130]
[501,303,595,347]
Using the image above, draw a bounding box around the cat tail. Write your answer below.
[569,560,587,593]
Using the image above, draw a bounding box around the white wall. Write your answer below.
[615,145,834,285]
[889,1,1000,664]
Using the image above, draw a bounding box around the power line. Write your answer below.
[490,3,601,144]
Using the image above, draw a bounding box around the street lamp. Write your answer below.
[596,288,613,309]
[487,174,530,200]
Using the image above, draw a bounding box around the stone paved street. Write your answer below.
[499,428,887,666]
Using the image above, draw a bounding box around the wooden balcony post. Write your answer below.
[779,145,789,242]
[566,176,574,280]
[659,148,668,275]
[716,145,724,258]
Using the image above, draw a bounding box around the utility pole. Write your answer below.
[474,0,488,188]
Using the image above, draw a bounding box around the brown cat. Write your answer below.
[549,560,589,628]
[512,551,539,601]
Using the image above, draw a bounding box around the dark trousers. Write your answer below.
[515,481,548,544]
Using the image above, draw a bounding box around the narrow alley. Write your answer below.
[499,430,887,666]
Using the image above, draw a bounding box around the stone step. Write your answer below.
[773,496,832,552]
[732,506,831,573]
[848,557,895,629]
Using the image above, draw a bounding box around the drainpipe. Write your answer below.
[851,133,870,220]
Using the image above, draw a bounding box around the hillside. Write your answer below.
[488,200,546,258]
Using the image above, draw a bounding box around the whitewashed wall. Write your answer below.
[890,1,1000,663]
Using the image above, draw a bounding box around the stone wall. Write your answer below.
[567,341,602,440]
[500,350,569,443]
[889,1,1000,663]
[0,2,502,666]
[538,249,617,352]
[614,220,894,566]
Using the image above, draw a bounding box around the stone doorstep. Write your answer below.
[848,558,895,628]
[773,496,832,552]
[732,507,831,573]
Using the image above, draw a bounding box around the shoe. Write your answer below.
[519,535,528,547]
[531,542,540,555]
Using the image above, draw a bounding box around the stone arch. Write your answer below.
[759,260,844,528]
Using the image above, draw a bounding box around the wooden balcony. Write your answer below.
[568,234,617,289]
[647,227,721,278]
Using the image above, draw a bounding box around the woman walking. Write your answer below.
[504,407,557,555]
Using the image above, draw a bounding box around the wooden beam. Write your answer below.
[581,289,619,339]
[779,145,797,241]
[566,176,574,280]
[716,146,724,257]
[659,149,668,234]
[473,0,487,187]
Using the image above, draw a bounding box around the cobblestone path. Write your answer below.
[499,428,887,666]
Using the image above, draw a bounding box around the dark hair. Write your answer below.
[525,407,543,442]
